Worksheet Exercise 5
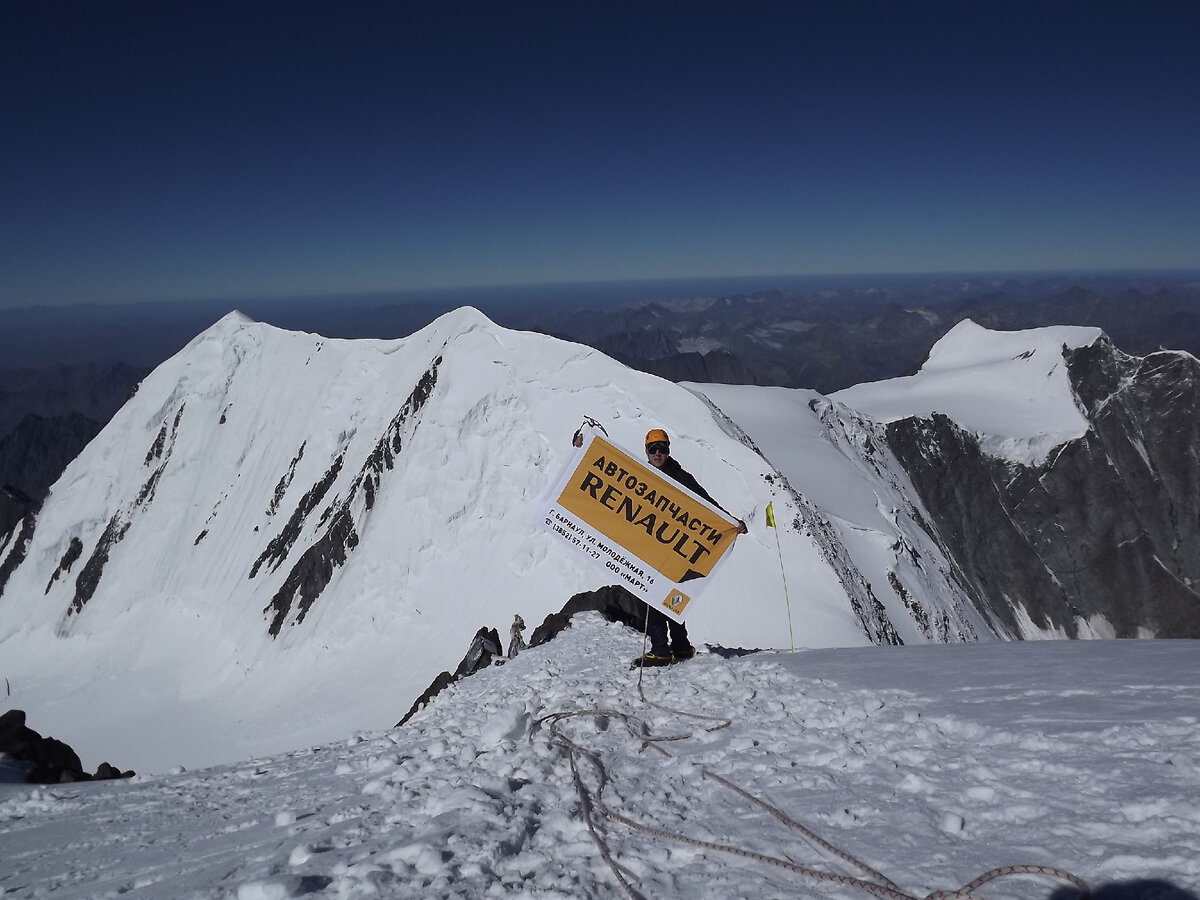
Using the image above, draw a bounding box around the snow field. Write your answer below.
[3,616,1197,899]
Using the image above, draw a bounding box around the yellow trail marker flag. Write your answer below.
[766,499,795,649]
[538,430,741,621]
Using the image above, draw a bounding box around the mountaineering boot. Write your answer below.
[671,644,696,661]
[631,650,674,669]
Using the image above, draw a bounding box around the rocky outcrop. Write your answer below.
[885,336,1200,638]
[65,404,186,620]
[0,412,102,537]
[400,582,759,726]
[528,584,648,647]
[399,586,662,725]
[396,626,502,725]
[0,709,134,784]
[0,510,38,598]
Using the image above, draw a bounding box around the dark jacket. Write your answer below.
[659,456,725,513]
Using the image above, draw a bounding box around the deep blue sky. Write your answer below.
[2,1,1198,309]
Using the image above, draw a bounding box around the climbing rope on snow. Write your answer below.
[633,605,733,736]
[535,705,915,898]
[531,648,1092,900]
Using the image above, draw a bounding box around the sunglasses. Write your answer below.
[646,442,670,455]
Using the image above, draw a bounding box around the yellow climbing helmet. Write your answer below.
[645,428,669,447]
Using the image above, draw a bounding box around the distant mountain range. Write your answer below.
[523,274,1200,392]
[5,272,1198,515]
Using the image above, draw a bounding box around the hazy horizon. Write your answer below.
[5,265,1200,315]
[2,267,1199,374]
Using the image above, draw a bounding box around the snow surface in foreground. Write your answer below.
[3,615,1197,899]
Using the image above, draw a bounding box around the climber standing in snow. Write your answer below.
[507,614,527,659]
[573,427,747,668]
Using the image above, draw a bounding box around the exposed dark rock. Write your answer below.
[0,413,101,537]
[45,536,83,593]
[455,627,502,677]
[70,514,131,616]
[0,509,38,597]
[396,626,502,726]
[94,761,126,780]
[145,421,170,466]
[142,404,185,471]
[262,356,441,636]
[0,709,135,784]
[2,483,33,505]
[264,507,359,636]
[252,454,345,578]
[885,337,1200,638]
[4,276,1200,543]
[528,585,648,647]
[65,403,190,617]
[399,587,686,724]
[397,671,455,726]
[267,442,306,517]
[398,586,661,725]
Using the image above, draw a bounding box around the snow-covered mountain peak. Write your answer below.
[921,318,1103,373]
[832,319,1104,464]
[1,308,1196,778]
[7,306,983,771]
[214,308,256,327]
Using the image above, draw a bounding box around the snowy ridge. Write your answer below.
[2,617,1197,898]
[684,383,988,647]
[0,309,1191,779]
[2,310,1199,896]
[0,308,969,773]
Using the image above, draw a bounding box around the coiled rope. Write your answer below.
[530,627,1091,899]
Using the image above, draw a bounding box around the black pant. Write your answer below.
[645,607,690,655]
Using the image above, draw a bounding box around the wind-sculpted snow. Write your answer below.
[2,307,1195,778]
[1,617,1196,898]
[8,307,929,772]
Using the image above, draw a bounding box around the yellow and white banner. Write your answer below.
[539,430,741,620]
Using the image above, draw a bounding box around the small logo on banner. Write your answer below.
[662,589,691,614]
